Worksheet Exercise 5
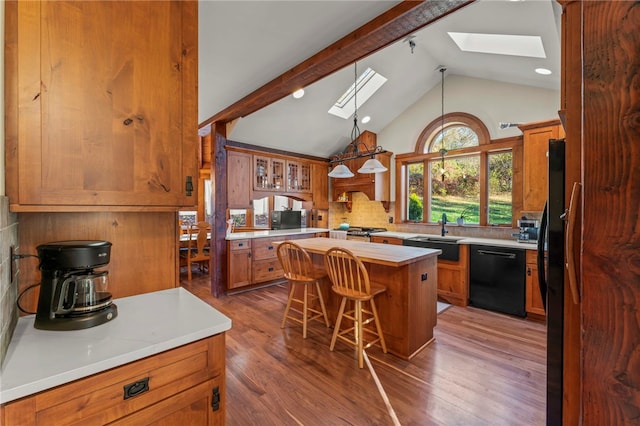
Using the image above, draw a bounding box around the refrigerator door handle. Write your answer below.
[537,202,548,311]
[565,182,581,304]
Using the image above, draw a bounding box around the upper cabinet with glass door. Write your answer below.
[253,155,286,191]
[287,161,312,193]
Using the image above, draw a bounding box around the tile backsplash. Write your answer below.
[328,191,518,240]
[0,196,19,367]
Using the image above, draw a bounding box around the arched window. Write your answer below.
[401,113,516,226]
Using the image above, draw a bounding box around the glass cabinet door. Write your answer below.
[254,156,270,190]
[270,158,285,190]
[287,161,312,192]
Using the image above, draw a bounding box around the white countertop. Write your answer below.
[373,231,537,250]
[226,227,329,240]
[0,287,232,404]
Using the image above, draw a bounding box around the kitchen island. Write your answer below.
[282,237,441,359]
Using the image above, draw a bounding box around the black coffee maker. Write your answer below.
[35,240,117,330]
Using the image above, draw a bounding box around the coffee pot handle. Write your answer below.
[53,277,77,315]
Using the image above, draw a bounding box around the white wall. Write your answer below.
[377,75,560,199]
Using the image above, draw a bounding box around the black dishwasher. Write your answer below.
[469,244,526,317]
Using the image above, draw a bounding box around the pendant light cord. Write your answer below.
[351,62,360,143]
[439,66,447,181]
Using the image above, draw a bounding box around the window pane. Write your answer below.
[430,155,480,223]
[407,163,424,221]
[252,197,269,228]
[428,125,479,153]
[488,152,513,225]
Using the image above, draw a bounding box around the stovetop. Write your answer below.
[338,226,387,236]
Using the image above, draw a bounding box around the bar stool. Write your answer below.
[277,241,330,338]
[324,247,387,368]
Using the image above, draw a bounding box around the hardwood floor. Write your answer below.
[181,273,546,425]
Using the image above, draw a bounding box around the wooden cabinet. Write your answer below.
[519,120,565,212]
[1,334,226,425]
[369,236,468,306]
[227,151,253,209]
[5,1,198,211]
[251,238,284,282]
[286,161,312,193]
[227,239,252,289]
[436,245,469,307]
[370,236,403,245]
[311,163,329,209]
[525,250,545,318]
[226,234,317,291]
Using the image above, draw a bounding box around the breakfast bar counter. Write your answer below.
[284,237,441,359]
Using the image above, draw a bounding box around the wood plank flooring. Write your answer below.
[181,274,546,425]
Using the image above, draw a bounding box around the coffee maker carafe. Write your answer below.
[35,240,117,330]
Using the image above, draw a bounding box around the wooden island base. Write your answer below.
[282,238,440,360]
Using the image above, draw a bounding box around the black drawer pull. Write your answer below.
[238,242,244,247]
[124,377,149,400]
[268,246,274,250]
[268,267,274,272]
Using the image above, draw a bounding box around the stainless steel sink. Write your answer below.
[402,236,461,261]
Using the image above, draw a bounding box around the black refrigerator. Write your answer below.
[537,138,565,425]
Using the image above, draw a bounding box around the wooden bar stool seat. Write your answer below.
[277,241,330,339]
[324,247,387,368]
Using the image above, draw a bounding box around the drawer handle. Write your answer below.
[268,246,274,250]
[238,242,244,247]
[124,377,149,400]
[268,267,274,272]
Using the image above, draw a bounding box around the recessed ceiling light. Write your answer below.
[292,88,305,99]
[361,116,371,124]
[535,68,552,75]
[448,32,546,58]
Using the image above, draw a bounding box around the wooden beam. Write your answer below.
[200,0,475,128]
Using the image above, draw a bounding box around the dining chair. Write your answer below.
[323,247,387,368]
[276,241,330,338]
[183,221,211,281]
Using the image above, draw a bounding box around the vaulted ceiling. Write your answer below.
[198,0,562,158]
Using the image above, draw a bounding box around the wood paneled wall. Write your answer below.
[17,212,178,313]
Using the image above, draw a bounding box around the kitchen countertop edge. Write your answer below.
[372,231,538,250]
[226,227,329,240]
[0,287,232,404]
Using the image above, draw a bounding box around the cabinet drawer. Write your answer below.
[252,238,279,260]
[3,335,224,425]
[229,239,251,251]
[253,259,284,282]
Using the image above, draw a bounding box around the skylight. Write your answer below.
[448,32,546,58]
[328,67,387,119]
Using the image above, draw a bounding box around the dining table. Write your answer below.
[275,237,441,359]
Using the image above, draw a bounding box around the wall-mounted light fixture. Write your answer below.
[329,62,388,178]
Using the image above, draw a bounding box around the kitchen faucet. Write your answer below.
[441,213,448,236]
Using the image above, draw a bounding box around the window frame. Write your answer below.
[396,112,522,227]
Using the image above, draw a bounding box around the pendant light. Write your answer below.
[438,66,447,182]
[328,62,388,178]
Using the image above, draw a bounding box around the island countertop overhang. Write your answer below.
[273,237,441,267]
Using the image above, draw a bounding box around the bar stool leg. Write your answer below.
[281,284,296,329]
[302,285,309,339]
[370,298,387,353]
[314,281,330,327]
[330,297,347,351]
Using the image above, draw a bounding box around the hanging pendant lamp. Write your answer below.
[438,66,448,182]
[328,62,388,177]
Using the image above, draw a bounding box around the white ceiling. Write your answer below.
[198,0,562,159]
